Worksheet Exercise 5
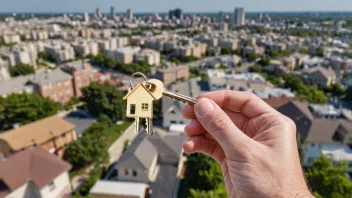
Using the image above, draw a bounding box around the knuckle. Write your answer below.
[208,114,231,134]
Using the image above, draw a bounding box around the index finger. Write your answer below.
[198,90,276,118]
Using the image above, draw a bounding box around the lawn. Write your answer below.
[103,121,132,148]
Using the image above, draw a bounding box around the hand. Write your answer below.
[182,91,313,198]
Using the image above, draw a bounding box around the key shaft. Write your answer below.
[162,89,197,104]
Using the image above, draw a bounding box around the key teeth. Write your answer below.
[145,118,149,134]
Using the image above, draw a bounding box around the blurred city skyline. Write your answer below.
[1,0,352,13]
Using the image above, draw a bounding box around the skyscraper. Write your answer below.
[126,8,133,21]
[233,7,245,25]
[169,9,175,20]
[110,6,116,20]
[218,11,224,23]
[83,12,89,22]
[257,13,263,24]
[96,8,102,19]
[174,8,183,19]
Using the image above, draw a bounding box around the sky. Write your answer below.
[1,0,352,13]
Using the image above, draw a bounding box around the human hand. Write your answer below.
[182,91,313,198]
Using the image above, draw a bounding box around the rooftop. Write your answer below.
[90,180,148,197]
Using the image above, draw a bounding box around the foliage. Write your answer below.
[79,166,104,196]
[342,72,350,79]
[259,57,271,66]
[219,64,227,69]
[305,155,352,198]
[299,48,309,54]
[98,114,113,127]
[190,67,207,80]
[284,74,327,104]
[153,99,162,121]
[206,49,216,57]
[0,93,60,132]
[315,48,324,57]
[267,49,294,58]
[324,83,345,97]
[171,57,183,64]
[9,63,35,77]
[180,153,226,198]
[81,82,126,121]
[63,132,108,168]
[183,56,199,62]
[345,86,352,102]
[89,53,151,75]
[245,51,258,61]
[249,65,281,86]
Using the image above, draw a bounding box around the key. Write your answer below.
[145,118,153,135]
[145,79,197,104]
[134,117,140,133]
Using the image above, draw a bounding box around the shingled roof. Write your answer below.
[0,147,71,197]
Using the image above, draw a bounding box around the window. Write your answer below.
[130,104,136,115]
[47,181,56,191]
[142,103,148,111]
[125,169,129,175]
[170,120,177,124]
[133,170,137,177]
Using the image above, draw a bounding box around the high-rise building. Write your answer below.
[174,8,183,19]
[96,8,102,19]
[233,7,245,25]
[126,8,133,21]
[257,13,263,24]
[84,12,89,22]
[218,11,224,23]
[110,6,116,20]
[169,9,175,20]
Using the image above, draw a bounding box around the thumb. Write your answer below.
[194,98,253,156]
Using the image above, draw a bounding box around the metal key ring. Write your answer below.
[129,72,148,88]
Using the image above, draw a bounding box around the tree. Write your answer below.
[98,114,113,127]
[260,58,271,66]
[9,63,35,77]
[221,47,231,55]
[81,82,126,121]
[305,155,352,198]
[284,74,304,91]
[315,48,324,57]
[299,48,309,54]
[246,52,258,61]
[342,72,350,79]
[0,93,60,132]
[325,83,345,97]
[345,86,352,102]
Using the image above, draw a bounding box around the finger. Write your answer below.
[182,104,195,119]
[194,98,253,155]
[184,120,214,140]
[183,136,225,164]
[199,90,275,118]
[183,108,250,131]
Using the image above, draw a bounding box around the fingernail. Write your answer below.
[195,98,214,116]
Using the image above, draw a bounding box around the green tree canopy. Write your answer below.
[305,155,352,198]
[9,63,35,77]
[0,93,60,132]
[345,86,352,102]
[81,82,126,121]
[324,83,345,97]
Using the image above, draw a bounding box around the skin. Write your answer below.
[182,90,314,198]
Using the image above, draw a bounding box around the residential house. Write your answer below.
[105,130,187,198]
[0,116,76,158]
[43,40,75,64]
[302,66,337,88]
[0,58,10,81]
[155,63,189,86]
[2,33,21,44]
[277,101,352,170]
[219,39,238,50]
[0,147,72,198]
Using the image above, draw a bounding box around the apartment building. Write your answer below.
[174,42,207,58]
[219,39,238,50]
[0,58,10,81]
[0,116,76,158]
[30,69,75,103]
[43,40,75,64]
[134,49,160,65]
[155,62,189,86]
[72,39,99,56]
[2,33,21,44]
[107,46,141,64]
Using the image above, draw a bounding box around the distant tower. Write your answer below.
[233,7,245,25]
[169,9,175,20]
[127,8,133,21]
[84,12,89,22]
[218,11,224,23]
[257,13,263,24]
[174,8,183,19]
[96,8,102,18]
[110,6,116,20]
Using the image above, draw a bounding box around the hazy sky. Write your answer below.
[1,0,352,13]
